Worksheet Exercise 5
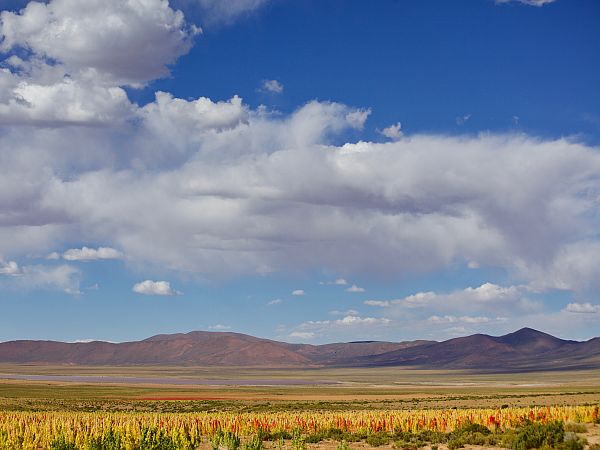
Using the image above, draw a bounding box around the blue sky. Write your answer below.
[1,0,600,344]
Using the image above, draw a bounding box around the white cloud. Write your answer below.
[288,331,315,340]
[0,0,198,86]
[267,298,282,305]
[427,315,507,324]
[345,284,365,293]
[193,0,270,25]
[0,263,81,294]
[329,309,359,316]
[363,300,391,307]
[0,260,21,276]
[290,313,391,341]
[1,4,600,307]
[292,289,305,296]
[2,125,600,288]
[563,302,600,314]
[132,280,179,296]
[62,246,123,261]
[345,108,371,129]
[364,283,540,317]
[0,76,134,126]
[299,314,390,328]
[209,324,231,330]
[525,242,600,292]
[495,0,557,6]
[380,122,402,140]
[260,79,283,94]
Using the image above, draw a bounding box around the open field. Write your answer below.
[1,365,600,449]
[1,365,600,412]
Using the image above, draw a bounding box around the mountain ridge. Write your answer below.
[1,328,598,371]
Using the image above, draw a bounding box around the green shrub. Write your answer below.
[337,441,350,450]
[447,436,465,450]
[243,435,264,450]
[221,431,241,450]
[325,428,346,441]
[86,428,122,450]
[394,441,417,450]
[212,430,224,450]
[268,431,292,441]
[511,420,565,450]
[564,422,587,433]
[139,426,178,450]
[50,435,77,450]
[417,430,446,444]
[291,429,306,450]
[453,423,491,436]
[366,432,389,447]
[304,432,325,443]
[343,430,367,442]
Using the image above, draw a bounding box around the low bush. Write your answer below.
[243,434,264,450]
[564,422,587,433]
[511,420,565,450]
[366,431,390,447]
[86,428,122,450]
[50,435,77,450]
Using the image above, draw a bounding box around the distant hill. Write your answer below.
[0,328,598,371]
[353,328,600,371]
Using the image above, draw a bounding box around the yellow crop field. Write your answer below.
[0,405,598,449]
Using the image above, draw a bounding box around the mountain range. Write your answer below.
[1,328,598,371]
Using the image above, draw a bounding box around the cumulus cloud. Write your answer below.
[0,260,21,276]
[364,283,541,316]
[525,242,600,292]
[323,278,348,285]
[0,74,134,126]
[563,302,600,314]
[1,2,600,299]
[290,313,391,341]
[267,298,282,305]
[288,331,315,340]
[345,284,365,293]
[0,263,81,294]
[427,315,507,324]
[132,280,180,296]
[62,246,123,261]
[380,122,402,140]
[260,79,283,94]
[0,0,198,86]
[363,300,392,307]
[2,121,600,289]
[300,314,390,328]
[292,289,305,296]
[209,324,231,330]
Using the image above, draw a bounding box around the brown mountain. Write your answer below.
[0,331,427,367]
[0,328,598,371]
[354,328,600,370]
